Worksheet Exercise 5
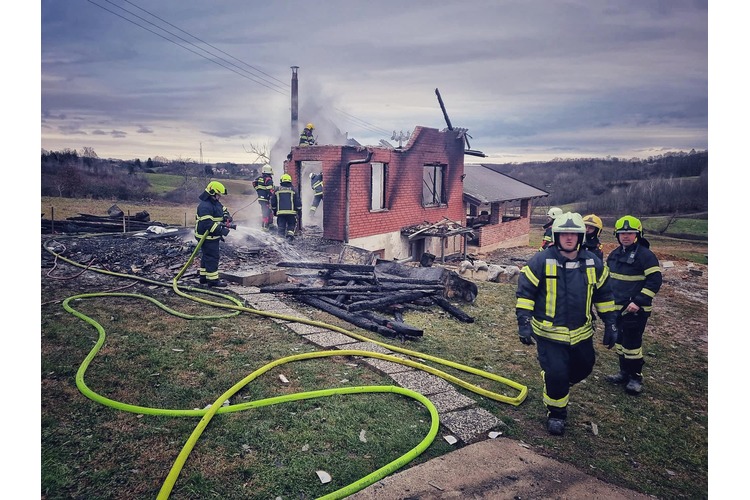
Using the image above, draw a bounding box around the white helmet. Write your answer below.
[262,164,273,174]
[309,172,315,180]
[552,212,586,248]
[547,207,563,219]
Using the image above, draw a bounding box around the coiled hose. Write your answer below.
[43,231,527,499]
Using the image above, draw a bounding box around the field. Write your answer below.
[40,193,708,499]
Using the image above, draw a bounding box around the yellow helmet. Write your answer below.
[205,181,227,196]
[583,214,603,230]
[306,123,314,130]
[280,173,292,183]
[614,215,643,241]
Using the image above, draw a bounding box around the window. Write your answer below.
[371,162,387,210]
[422,164,445,207]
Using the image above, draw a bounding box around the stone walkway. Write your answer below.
[226,283,505,444]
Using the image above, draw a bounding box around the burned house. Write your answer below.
[283,126,549,261]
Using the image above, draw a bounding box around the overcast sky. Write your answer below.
[39,0,710,165]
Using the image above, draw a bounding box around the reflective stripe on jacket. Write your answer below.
[516,247,618,345]
[253,174,274,202]
[310,173,323,195]
[271,184,301,215]
[606,242,662,312]
[195,194,225,241]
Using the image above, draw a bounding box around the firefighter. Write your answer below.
[582,214,604,261]
[299,123,316,146]
[516,212,619,435]
[194,181,233,287]
[309,171,323,216]
[605,215,662,395]
[253,164,275,230]
[539,206,563,250]
[271,173,302,241]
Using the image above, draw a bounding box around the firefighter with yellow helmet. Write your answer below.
[271,173,302,241]
[516,212,619,435]
[194,181,234,287]
[582,214,604,261]
[299,123,316,146]
[605,215,662,395]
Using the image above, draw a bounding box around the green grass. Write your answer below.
[41,249,707,499]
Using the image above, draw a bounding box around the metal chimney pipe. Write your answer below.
[291,66,299,141]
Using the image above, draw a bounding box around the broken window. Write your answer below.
[422,164,445,207]
[371,162,387,211]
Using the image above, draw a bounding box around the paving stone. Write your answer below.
[335,341,394,355]
[287,322,327,335]
[426,390,477,413]
[361,355,414,375]
[440,407,502,444]
[303,331,360,347]
[389,370,454,396]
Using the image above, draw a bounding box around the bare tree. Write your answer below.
[243,142,270,165]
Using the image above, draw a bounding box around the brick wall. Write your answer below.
[286,127,466,243]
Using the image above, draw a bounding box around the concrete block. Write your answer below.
[223,268,287,287]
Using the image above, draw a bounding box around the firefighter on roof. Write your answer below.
[299,123,316,146]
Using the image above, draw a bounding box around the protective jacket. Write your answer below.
[582,234,604,261]
[299,130,315,146]
[310,173,323,196]
[606,241,662,313]
[194,191,226,241]
[271,182,302,215]
[253,173,274,202]
[539,221,554,251]
[516,246,618,345]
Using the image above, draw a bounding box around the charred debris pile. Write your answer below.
[263,258,479,340]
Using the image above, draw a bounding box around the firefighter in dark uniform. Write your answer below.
[516,212,619,435]
[299,123,316,146]
[539,207,562,251]
[605,215,662,395]
[309,172,323,216]
[582,214,604,261]
[271,173,302,241]
[195,181,232,287]
[253,164,275,230]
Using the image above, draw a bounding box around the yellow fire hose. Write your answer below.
[43,231,527,499]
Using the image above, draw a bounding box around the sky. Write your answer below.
[37,0,711,165]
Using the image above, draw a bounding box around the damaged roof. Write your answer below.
[462,164,548,205]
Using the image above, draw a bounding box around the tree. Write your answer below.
[81,146,98,159]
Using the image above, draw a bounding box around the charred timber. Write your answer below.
[260,283,443,294]
[432,296,475,323]
[277,261,375,273]
[346,290,432,313]
[295,295,398,338]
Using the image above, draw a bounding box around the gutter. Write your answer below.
[344,149,373,243]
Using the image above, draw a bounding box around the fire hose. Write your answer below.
[43,231,528,499]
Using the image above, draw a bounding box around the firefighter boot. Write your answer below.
[207,279,228,288]
[625,375,644,395]
[606,371,629,384]
[547,418,566,436]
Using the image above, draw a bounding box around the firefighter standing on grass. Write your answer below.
[194,181,232,287]
[540,207,563,250]
[605,215,662,395]
[253,164,275,230]
[516,212,619,435]
[582,214,604,261]
[271,173,302,241]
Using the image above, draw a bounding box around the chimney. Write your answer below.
[291,66,299,142]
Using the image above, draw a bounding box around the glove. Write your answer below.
[602,321,618,349]
[518,318,534,345]
[220,225,230,237]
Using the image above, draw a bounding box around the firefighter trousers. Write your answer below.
[536,336,595,420]
[614,311,649,377]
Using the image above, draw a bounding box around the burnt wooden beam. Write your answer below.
[295,295,398,338]
[431,296,475,323]
[358,310,423,337]
[277,261,375,273]
[346,290,433,313]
